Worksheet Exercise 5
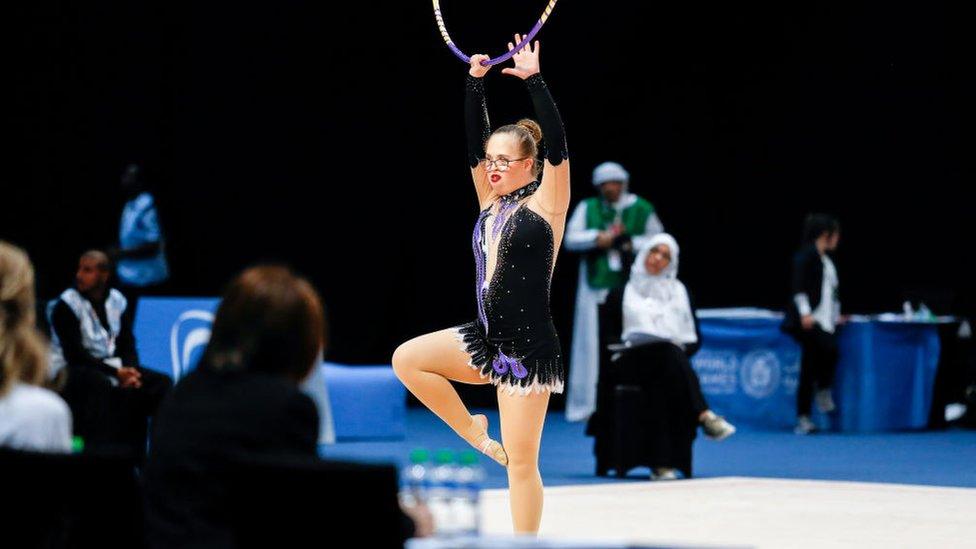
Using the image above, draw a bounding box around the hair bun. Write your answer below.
[516,118,543,145]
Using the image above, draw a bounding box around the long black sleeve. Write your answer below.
[524,73,568,165]
[790,249,809,297]
[464,74,490,168]
[51,300,119,377]
[116,305,140,367]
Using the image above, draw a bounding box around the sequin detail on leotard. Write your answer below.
[454,181,565,396]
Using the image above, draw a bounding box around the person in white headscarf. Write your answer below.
[588,234,735,481]
[564,162,663,422]
[621,233,697,348]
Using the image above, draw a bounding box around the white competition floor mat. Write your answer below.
[478,477,976,548]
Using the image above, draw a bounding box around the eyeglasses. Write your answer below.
[481,157,529,172]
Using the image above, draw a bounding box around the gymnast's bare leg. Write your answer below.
[497,387,550,534]
[392,328,508,464]
[393,329,554,534]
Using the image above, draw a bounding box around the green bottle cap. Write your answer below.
[71,436,84,453]
[409,448,430,463]
[434,449,455,464]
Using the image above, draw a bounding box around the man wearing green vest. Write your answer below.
[564,162,663,422]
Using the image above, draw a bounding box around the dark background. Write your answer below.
[8,1,972,408]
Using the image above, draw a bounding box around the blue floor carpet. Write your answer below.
[319,407,976,490]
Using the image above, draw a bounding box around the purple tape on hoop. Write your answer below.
[433,0,558,66]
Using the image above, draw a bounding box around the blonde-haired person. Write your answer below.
[392,34,569,534]
[0,241,72,453]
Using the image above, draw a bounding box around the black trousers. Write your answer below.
[615,342,710,419]
[590,342,708,478]
[61,365,172,463]
[794,326,839,416]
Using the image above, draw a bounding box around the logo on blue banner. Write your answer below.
[134,297,220,380]
[169,310,214,380]
[739,350,782,399]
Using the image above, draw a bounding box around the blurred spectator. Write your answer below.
[564,161,664,422]
[588,234,734,480]
[781,213,844,434]
[113,163,170,304]
[50,250,171,459]
[144,265,421,547]
[0,241,72,453]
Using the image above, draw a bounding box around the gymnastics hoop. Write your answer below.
[432,0,559,66]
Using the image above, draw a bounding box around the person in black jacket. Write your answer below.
[144,266,426,548]
[781,214,844,434]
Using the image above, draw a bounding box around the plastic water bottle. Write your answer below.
[400,448,430,508]
[428,449,459,536]
[452,450,485,536]
[916,302,934,322]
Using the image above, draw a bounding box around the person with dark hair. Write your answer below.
[113,163,170,304]
[0,241,72,453]
[781,213,844,434]
[145,266,338,546]
[392,35,569,535]
[50,250,171,457]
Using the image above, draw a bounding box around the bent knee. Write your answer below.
[391,342,418,377]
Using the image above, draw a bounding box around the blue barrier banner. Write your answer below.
[133,297,220,380]
[692,318,801,430]
[692,316,940,432]
[835,321,940,432]
[133,296,347,443]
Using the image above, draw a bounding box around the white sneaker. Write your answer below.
[815,389,836,413]
[945,403,967,423]
[651,468,679,481]
[701,412,736,441]
[794,415,817,435]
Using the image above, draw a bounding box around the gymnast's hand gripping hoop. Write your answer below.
[432,0,559,66]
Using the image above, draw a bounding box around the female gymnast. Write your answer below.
[392,34,570,534]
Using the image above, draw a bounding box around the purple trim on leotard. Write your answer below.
[493,349,529,379]
[472,208,490,330]
[469,182,542,381]
[473,181,539,330]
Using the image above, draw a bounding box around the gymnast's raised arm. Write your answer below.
[465,54,493,207]
[502,35,570,217]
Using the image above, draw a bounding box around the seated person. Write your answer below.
[590,234,735,481]
[50,250,171,459]
[144,266,426,548]
[0,241,72,453]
